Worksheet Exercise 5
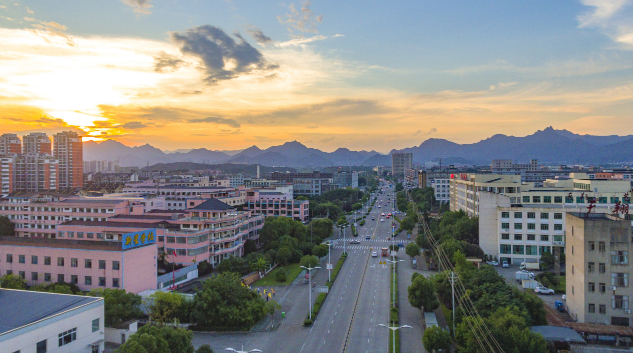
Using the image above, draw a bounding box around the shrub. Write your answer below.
[275,270,287,283]
[304,319,313,326]
[390,307,399,323]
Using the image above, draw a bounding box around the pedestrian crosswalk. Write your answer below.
[332,239,413,244]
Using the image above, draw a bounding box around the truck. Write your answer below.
[522,279,542,289]
[381,248,389,257]
[516,271,535,282]
[520,262,540,271]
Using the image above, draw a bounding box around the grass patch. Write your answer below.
[388,263,401,353]
[254,263,303,286]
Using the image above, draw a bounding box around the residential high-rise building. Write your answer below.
[566,213,631,326]
[14,154,58,192]
[53,131,83,189]
[22,132,51,154]
[0,155,16,195]
[391,151,412,177]
[0,133,21,155]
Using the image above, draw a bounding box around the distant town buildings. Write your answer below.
[391,151,412,177]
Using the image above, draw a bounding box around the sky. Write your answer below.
[0,0,633,152]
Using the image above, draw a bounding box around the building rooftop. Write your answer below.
[190,198,234,211]
[0,236,154,251]
[530,326,585,343]
[62,220,174,229]
[0,289,102,335]
[57,198,125,205]
[110,214,176,220]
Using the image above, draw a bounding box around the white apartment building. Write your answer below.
[228,174,244,187]
[430,178,450,203]
[450,174,522,216]
[0,289,105,353]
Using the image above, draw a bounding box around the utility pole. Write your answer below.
[450,271,456,337]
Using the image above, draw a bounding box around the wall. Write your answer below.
[123,244,157,293]
[105,322,137,344]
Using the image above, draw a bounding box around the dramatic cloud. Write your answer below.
[169,25,278,84]
[577,0,633,46]
[29,20,75,46]
[121,121,149,129]
[153,51,184,72]
[278,1,323,36]
[247,27,273,44]
[188,116,241,128]
[120,0,153,15]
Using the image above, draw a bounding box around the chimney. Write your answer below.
[257,165,260,178]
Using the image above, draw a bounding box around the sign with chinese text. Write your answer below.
[122,229,157,250]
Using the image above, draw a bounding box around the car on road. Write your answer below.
[535,287,555,295]
[372,217,375,220]
[381,212,385,216]
[380,219,385,222]
[486,260,499,266]
[350,240,360,244]
[397,243,404,247]
[372,251,378,257]
[365,235,370,240]
[502,261,509,268]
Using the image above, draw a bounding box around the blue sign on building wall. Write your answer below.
[122,229,157,250]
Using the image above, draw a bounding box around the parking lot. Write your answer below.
[492,264,566,309]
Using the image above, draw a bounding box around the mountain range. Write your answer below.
[83,127,633,168]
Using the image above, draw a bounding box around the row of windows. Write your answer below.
[4,255,119,269]
[523,195,630,204]
[587,296,630,312]
[4,270,119,287]
[501,212,563,219]
[500,245,551,255]
[501,234,562,242]
[58,231,111,239]
[502,223,563,231]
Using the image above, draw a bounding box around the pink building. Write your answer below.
[0,234,156,294]
[245,189,309,222]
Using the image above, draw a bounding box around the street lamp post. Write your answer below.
[300,265,321,320]
[324,241,332,282]
[225,344,262,352]
[377,324,412,353]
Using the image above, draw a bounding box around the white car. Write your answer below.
[380,219,385,222]
[372,251,378,257]
[486,261,499,266]
[381,213,385,216]
[502,261,509,268]
[535,287,555,295]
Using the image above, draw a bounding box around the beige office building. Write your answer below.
[566,213,631,326]
[450,174,522,216]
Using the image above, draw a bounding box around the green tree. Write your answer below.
[251,257,269,276]
[216,256,250,275]
[264,299,282,326]
[405,242,421,260]
[422,326,452,353]
[242,239,257,256]
[0,273,26,289]
[300,255,319,269]
[145,291,184,326]
[0,215,15,236]
[296,196,308,201]
[115,325,194,353]
[196,345,214,353]
[276,247,293,266]
[90,288,144,327]
[408,273,439,312]
[312,244,329,258]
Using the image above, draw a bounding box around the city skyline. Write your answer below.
[0,0,632,152]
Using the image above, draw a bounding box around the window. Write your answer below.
[167,236,176,243]
[31,272,38,281]
[500,244,511,254]
[554,196,563,203]
[99,277,106,287]
[523,196,530,203]
[87,232,94,239]
[612,295,629,310]
[599,241,606,252]
[553,213,563,219]
[57,274,64,283]
[554,224,563,231]
[514,223,522,230]
[532,196,541,203]
[113,278,120,288]
[6,254,12,263]
[501,223,509,230]
[599,304,606,314]
[113,261,120,270]
[19,255,25,264]
[176,237,186,244]
[611,273,629,287]
[527,212,535,219]
[71,258,78,267]
[527,223,536,230]
[543,196,551,203]
[514,234,523,241]
[501,233,510,240]
[588,303,595,313]
[85,276,92,285]
[526,245,537,255]
[99,260,106,269]
[58,327,77,347]
[588,262,595,272]
[513,245,524,254]
[514,212,522,219]
[31,255,38,264]
[611,251,629,265]
[67,232,74,238]
[77,232,84,238]
[44,273,51,282]
[36,340,46,353]
[588,241,595,251]
[599,263,606,274]
[540,213,549,219]
[85,259,92,268]
[527,234,535,241]
[57,257,64,266]
[19,271,25,279]
[599,283,606,293]
[589,282,595,292]
[599,197,608,204]
[92,318,99,332]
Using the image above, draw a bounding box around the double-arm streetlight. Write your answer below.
[377,324,412,353]
[301,265,321,320]
[323,241,332,282]
[225,345,262,352]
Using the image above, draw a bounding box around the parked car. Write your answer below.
[535,286,555,295]
[486,260,499,266]
[372,252,378,257]
[502,261,509,268]
[350,240,360,244]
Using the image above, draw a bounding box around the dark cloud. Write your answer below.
[169,25,278,84]
[188,116,241,128]
[121,121,149,129]
[153,51,184,72]
[414,128,437,136]
[247,27,273,44]
[120,0,153,14]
